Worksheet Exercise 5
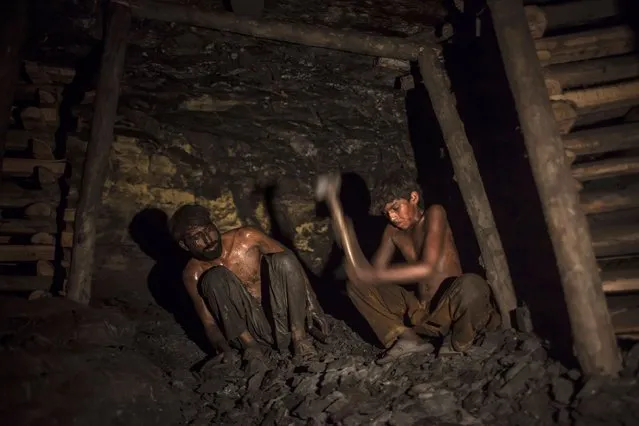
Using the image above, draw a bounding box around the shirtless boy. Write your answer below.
[169,204,327,365]
[316,169,500,363]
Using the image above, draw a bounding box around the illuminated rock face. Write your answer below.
[59,22,416,294]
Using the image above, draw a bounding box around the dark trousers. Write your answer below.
[347,273,500,351]
[199,250,310,351]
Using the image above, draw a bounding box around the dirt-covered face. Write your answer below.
[180,224,222,260]
[382,191,421,230]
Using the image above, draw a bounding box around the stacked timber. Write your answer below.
[526,0,639,338]
[0,61,77,295]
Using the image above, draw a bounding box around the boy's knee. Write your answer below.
[270,250,300,273]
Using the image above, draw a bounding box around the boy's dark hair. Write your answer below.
[371,168,422,213]
[169,204,213,242]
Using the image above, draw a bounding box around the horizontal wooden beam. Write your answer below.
[0,182,61,208]
[0,244,56,261]
[545,55,639,92]
[551,80,639,113]
[0,218,58,234]
[602,263,639,293]
[536,26,635,66]
[580,182,639,215]
[592,224,639,258]
[563,122,639,156]
[129,0,428,60]
[0,276,53,292]
[1,158,66,177]
[572,156,639,182]
[527,0,622,39]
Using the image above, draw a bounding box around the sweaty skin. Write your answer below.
[321,176,461,304]
[181,226,286,355]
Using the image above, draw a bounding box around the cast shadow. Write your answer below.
[258,177,381,346]
[429,0,576,365]
[128,208,210,353]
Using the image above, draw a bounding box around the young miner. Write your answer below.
[316,169,500,364]
[169,204,328,367]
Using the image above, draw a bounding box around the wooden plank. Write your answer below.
[545,55,639,92]
[591,224,639,258]
[67,1,132,304]
[129,0,425,60]
[527,0,622,39]
[20,107,59,131]
[487,0,621,376]
[0,218,57,234]
[0,182,61,208]
[563,123,639,156]
[551,101,577,134]
[572,156,639,182]
[36,260,55,277]
[4,130,56,159]
[551,80,639,114]
[610,307,639,334]
[23,61,76,85]
[14,84,63,106]
[0,245,56,261]
[535,26,635,66]
[580,182,639,214]
[0,276,52,292]
[1,158,66,177]
[30,231,73,248]
[602,261,639,293]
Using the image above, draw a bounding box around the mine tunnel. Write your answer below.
[1,0,639,424]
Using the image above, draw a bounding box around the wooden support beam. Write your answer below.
[417,43,517,328]
[129,0,427,60]
[535,26,635,66]
[0,276,52,292]
[551,80,639,114]
[23,61,76,85]
[526,0,622,39]
[36,260,55,277]
[67,0,132,304]
[572,156,639,182]
[564,123,639,157]
[1,158,66,177]
[545,55,639,92]
[0,218,57,234]
[592,224,639,258]
[0,1,29,182]
[580,182,639,215]
[0,245,55,262]
[19,107,59,131]
[5,130,56,159]
[0,182,61,207]
[601,260,639,294]
[487,0,621,376]
[551,101,577,134]
[14,85,63,107]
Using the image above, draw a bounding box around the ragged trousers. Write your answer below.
[347,273,499,352]
[199,250,315,351]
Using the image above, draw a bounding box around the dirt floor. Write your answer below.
[1,294,639,426]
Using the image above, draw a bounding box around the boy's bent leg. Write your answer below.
[199,266,274,348]
[346,280,425,349]
[426,274,498,353]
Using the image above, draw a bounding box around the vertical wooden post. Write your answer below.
[0,1,29,183]
[66,0,132,304]
[486,0,621,376]
[417,42,517,329]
